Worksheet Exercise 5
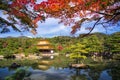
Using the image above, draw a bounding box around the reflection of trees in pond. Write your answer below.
[88,65,106,80]
[5,68,31,80]
[70,69,91,80]
[71,68,112,80]
[89,70,101,80]
[109,61,120,80]
[70,75,87,80]
[111,68,120,80]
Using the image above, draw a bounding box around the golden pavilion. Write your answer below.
[36,39,54,53]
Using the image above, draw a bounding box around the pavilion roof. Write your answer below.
[36,39,54,50]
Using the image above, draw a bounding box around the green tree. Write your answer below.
[105,32,120,53]
[81,34,104,54]
[68,43,89,64]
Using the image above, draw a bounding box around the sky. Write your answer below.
[0,16,119,38]
[0,1,120,38]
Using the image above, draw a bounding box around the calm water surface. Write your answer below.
[0,66,112,80]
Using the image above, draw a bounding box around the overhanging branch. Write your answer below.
[90,9,113,16]
[81,17,102,37]
[0,17,21,32]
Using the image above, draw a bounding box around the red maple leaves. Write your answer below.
[57,44,63,51]
[8,0,119,34]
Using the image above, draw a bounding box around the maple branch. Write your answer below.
[23,6,38,19]
[113,12,120,15]
[0,17,21,32]
[97,14,118,25]
[88,18,102,33]
[81,17,102,37]
[101,24,107,33]
[90,5,120,16]
[90,7,120,16]
[90,10,113,16]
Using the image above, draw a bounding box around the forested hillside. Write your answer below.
[0,32,120,57]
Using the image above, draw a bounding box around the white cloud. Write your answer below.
[37,25,66,34]
[36,18,71,35]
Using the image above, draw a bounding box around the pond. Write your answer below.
[0,66,112,80]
